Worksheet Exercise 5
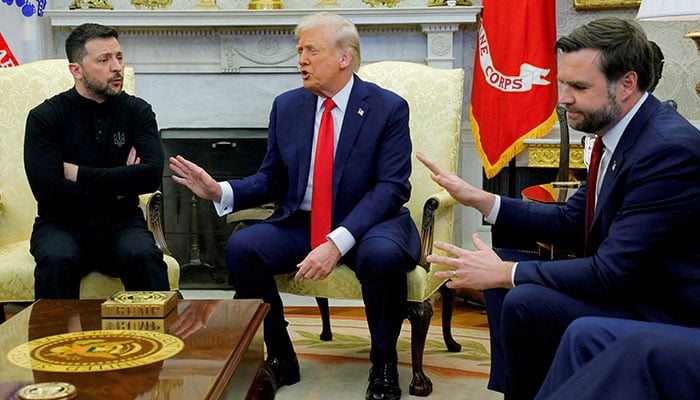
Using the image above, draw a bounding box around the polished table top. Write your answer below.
[0,299,269,400]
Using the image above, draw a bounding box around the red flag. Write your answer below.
[0,32,19,68]
[470,0,558,178]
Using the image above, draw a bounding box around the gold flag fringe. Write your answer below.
[470,107,558,179]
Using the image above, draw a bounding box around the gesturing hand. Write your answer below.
[169,155,223,202]
[430,233,515,290]
[416,151,496,216]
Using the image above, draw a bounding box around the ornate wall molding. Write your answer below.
[220,32,298,73]
[46,8,480,29]
[526,144,585,169]
[47,8,480,71]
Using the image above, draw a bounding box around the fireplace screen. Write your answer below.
[161,128,267,288]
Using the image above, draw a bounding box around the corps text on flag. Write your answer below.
[470,0,559,178]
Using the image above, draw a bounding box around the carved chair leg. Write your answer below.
[438,283,462,352]
[407,300,434,396]
[315,297,333,341]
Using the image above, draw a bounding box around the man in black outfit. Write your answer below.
[24,23,169,299]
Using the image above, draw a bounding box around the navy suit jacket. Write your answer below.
[225,75,420,259]
[496,94,700,325]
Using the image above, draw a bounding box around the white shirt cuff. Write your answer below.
[485,194,501,224]
[327,226,356,256]
[511,262,518,286]
[213,181,234,216]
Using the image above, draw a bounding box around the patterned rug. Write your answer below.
[277,313,500,400]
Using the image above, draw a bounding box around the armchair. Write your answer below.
[273,61,464,396]
[0,59,179,316]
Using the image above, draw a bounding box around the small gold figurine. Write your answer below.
[69,0,114,9]
[130,0,173,9]
[195,0,219,9]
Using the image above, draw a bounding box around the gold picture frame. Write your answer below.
[573,0,640,11]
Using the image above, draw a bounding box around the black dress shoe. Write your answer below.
[366,362,401,400]
[266,354,301,388]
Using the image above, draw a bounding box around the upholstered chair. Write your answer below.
[273,61,464,396]
[0,59,180,316]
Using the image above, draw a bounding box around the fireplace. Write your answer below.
[161,128,267,285]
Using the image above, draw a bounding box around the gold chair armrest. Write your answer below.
[418,190,458,270]
[139,191,173,256]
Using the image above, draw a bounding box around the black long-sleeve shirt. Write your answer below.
[24,87,164,219]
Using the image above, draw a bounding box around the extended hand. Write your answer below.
[429,233,514,290]
[416,151,495,216]
[295,240,342,281]
[169,155,222,202]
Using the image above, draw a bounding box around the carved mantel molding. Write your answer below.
[46,8,481,28]
[46,7,480,71]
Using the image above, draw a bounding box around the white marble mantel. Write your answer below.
[46,8,481,70]
[45,7,480,128]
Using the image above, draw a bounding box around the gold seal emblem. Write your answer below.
[109,291,172,303]
[7,330,183,372]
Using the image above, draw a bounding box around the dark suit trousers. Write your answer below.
[535,317,700,400]
[484,250,641,400]
[225,212,415,364]
[30,214,169,299]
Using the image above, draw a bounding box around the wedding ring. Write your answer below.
[451,270,457,277]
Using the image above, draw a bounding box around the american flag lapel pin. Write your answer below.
[358,108,364,116]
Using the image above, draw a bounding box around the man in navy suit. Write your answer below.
[418,17,700,400]
[535,317,700,400]
[169,12,419,400]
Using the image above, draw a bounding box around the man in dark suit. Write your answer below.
[535,317,700,400]
[169,11,419,400]
[418,17,700,400]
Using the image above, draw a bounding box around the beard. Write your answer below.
[567,84,622,134]
[83,69,122,100]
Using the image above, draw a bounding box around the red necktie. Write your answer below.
[585,136,603,250]
[311,98,336,248]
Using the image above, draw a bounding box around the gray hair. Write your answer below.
[295,12,361,72]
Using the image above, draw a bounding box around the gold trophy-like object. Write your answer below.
[248,0,283,9]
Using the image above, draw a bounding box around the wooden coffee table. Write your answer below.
[0,298,274,400]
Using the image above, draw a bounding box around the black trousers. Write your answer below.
[225,212,416,365]
[30,213,169,299]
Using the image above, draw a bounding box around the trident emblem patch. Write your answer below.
[113,131,126,147]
